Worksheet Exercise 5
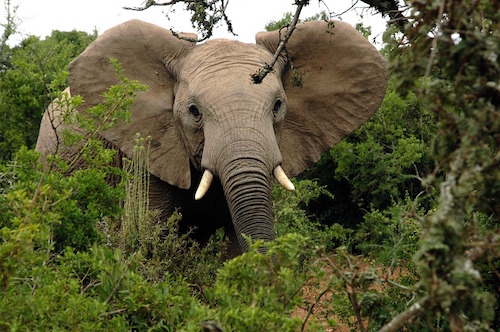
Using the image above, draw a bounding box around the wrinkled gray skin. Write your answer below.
[174,42,286,252]
[36,20,388,257]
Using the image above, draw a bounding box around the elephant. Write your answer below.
[36,19,388,256]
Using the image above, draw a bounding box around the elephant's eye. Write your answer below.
[189,105,202,121]
[273,99,282,117]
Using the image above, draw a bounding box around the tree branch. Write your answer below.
[126,0,235,42]
[301,286,331,331]
[347,275,368,332]
[378,297,428,332]
[251,0,308,84]
[123,0,196,11]
[106,251,137,304]
[358,0,407,30]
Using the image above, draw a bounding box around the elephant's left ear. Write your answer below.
[256,20,388,177]
[69,20,196,189]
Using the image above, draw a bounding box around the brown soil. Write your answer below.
[291,255,412,331]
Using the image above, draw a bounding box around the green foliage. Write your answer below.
[273,179,352,251]
[0,240,213,330]
[209,234,312,331]
[265,11,294,31]
[61,59,147,171]
[0,147,123,252]
[265,11,329,31]
[332,84,436,208]
[383,0,500,329]
[0,58,146,255]
[118,207,228,290]
[0,29,96,162]
[355,22,372,39]
[354,198,423,268]
[302,81,437,230]
[0,0,18,72]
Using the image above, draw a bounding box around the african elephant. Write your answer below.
[36,19,388,256]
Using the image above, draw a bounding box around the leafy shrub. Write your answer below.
[0,30,97,162]
[0,147,123,252]
[302,84,437,228]
[273,179,352,251]
[353,198,424,268]
[0,59,144,253]
[208,234,314,331]
[0,238,213,330]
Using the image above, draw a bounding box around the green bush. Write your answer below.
[0,30,97,162]
[302,83,437,228]
[209,234,314,331]
[354,198,424,268]
[0,147,123,252]
[273,179,332,223]
[0,59,144,253]
[272,179,352,252]
[116,134,227,290]
[0,239,213,330]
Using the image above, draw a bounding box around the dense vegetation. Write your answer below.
[0,29,97,162]
[0,0,498,331]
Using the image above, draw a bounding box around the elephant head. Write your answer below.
[64,19,387,252]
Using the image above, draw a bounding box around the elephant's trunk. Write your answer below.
[219,157,275,252]
[200,115,282,252]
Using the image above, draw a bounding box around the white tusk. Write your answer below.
[195,170,214,200]
[273,165,295,191]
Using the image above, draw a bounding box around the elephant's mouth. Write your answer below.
[194,165,294,201]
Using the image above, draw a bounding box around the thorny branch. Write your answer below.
[378,297,428,332]
[300,286,331,331]
[327,0,358,18]
[251,0,308,84]
[124,0,197,11]
[358,0,407,29]
[125,0,234,43]
[322,254,369,332]
[65,93,127,173]
[105,251,137,304]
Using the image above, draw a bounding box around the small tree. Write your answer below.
[0,0,19,72]
[0,30,96,162]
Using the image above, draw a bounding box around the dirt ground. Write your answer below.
[291,256,411,331]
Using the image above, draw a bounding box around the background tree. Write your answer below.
[0,0,18,72]
[381,1,499,330]
[0,29,96,162]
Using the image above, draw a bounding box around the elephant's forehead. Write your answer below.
[182,40,274,79]
[178,40,282,101]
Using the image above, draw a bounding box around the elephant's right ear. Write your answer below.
[69,20,196,189]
